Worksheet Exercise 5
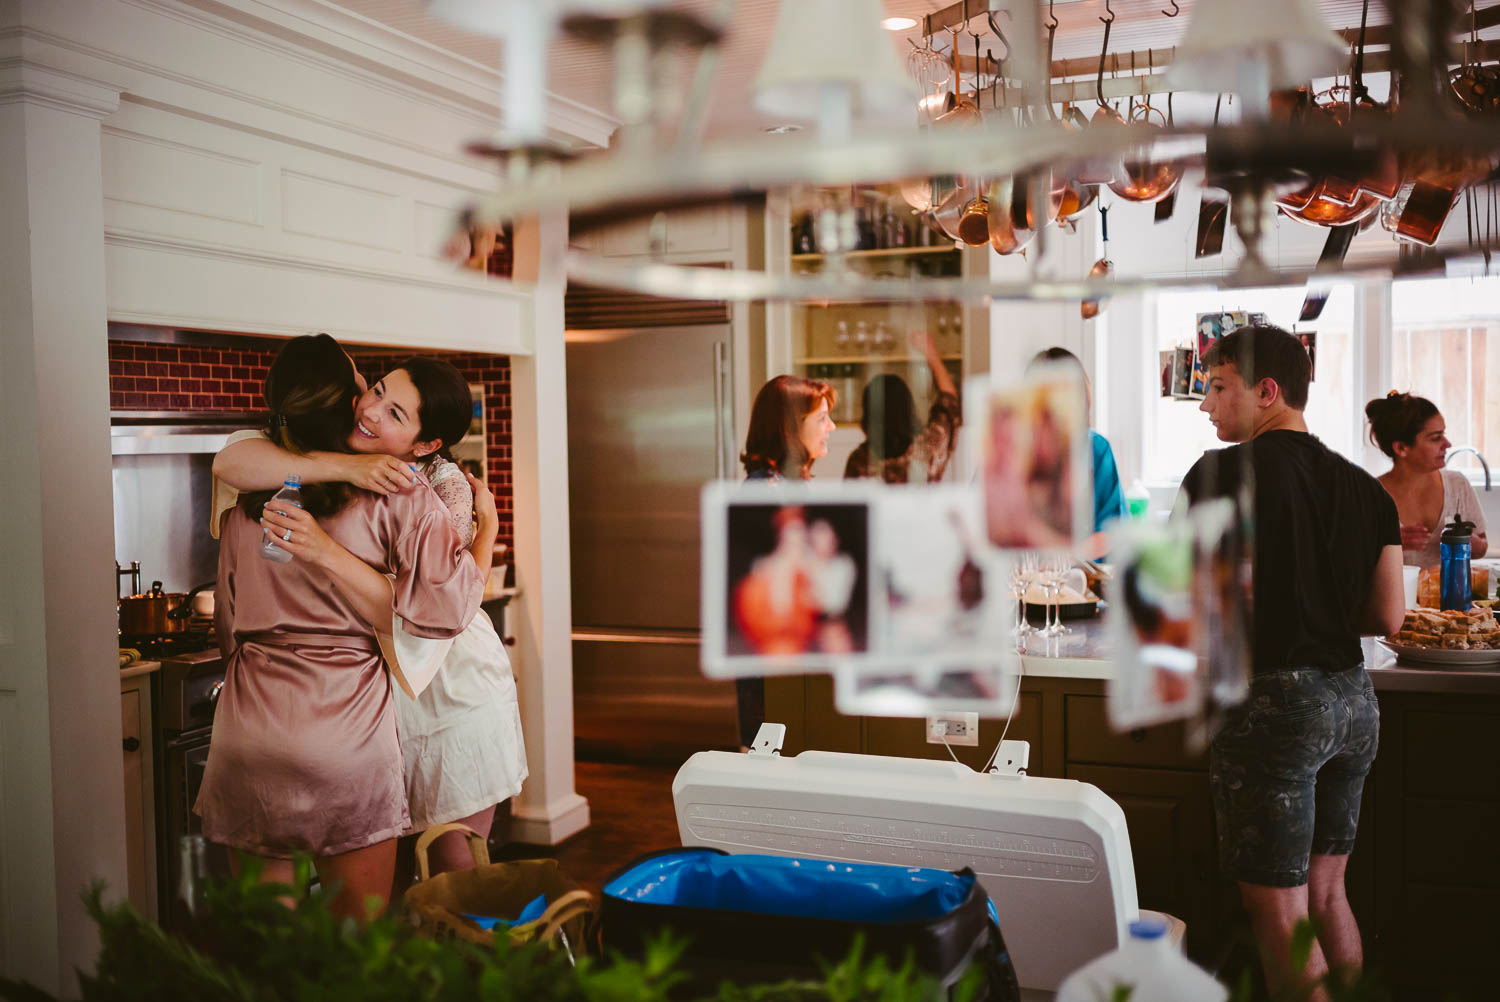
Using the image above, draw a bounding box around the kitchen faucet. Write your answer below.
[1446,446,1491,491]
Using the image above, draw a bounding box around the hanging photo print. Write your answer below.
[1187,497,1252,750]
[834,661,1018,719]
[700,481,878,677]
[972,365,1092,551]
[1106,518,1203,730]
[877,485,1009,659]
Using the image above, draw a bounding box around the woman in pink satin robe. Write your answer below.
[196,334,480,921]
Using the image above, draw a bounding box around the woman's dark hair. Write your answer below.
[240,333,361,519]
[395,356,472,462]
[1366,391,1440,460]
[741,374,837,480]
[859,374,918,461]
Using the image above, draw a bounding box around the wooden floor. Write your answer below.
[491,759,685,899]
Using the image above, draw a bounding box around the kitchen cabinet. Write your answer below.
[575,205,734,259]
[1369,690,1500,1001]
[120,667,158,920]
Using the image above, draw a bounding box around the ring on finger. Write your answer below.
[282,529,292,542]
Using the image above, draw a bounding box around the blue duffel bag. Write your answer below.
[601,847,1021,1000]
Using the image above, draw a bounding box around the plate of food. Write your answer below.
[1381,606,1500,667]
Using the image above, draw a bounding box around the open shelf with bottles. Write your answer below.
[785,186,970,431]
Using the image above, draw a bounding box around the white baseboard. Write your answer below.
[508,793,590,847]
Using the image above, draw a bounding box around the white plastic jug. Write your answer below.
[1056,918,1226,1002]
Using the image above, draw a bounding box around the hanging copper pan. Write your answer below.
[1279,184,1382,228]
[1108,106,1183,204]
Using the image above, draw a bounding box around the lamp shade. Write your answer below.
[751,0,918,120]
[1165,0,1347,94]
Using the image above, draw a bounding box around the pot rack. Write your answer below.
[464,0,1500,305]
[920,2,1500,106]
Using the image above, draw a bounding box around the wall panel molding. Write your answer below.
[279,168,400,251]
[102,126,261,225]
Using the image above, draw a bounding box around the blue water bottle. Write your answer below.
[1439,515,1476,611]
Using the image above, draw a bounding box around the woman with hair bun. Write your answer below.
[1366,390,1488,567]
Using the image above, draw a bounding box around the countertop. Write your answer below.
[120,660,161,681]
[1014,615,1500,697]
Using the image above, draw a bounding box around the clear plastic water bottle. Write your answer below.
[260,476,302,563]
[1056,917,1226,1002]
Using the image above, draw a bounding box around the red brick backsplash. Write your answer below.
[110,339,513,555]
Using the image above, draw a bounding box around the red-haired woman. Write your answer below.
[740,374,837,481]
[735,375,836,749]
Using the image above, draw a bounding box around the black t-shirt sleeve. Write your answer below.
[1371,481,1401,548]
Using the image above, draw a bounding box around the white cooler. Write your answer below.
[672,733,1139,995]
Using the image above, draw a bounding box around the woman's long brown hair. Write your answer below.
[240,333,362,519]
[740,374,837,480]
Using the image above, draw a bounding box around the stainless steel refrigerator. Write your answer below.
[567,324,738,763]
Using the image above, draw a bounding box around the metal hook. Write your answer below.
[1162,0,1179,16]
[986,12,1011,62]
[1101,0,1115,26]
[1046,0,1059,31]
[1095,8,1114,108]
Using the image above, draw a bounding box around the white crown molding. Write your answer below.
[0,42,122,119]
[105,225,536,299]
[147,0,618,148]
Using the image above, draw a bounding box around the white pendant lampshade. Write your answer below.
[1166,0,1347,99]
[751,0,919,124]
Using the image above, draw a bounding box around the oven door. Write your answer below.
[159,728,232,928]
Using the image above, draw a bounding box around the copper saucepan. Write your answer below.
[118,579,215,636]
[119,580,190,635]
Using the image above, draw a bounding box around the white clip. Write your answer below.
[749,722,786,756]
[988,739,1031,776]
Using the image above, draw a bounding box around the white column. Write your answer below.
[507,210,589,844]
[0,49,126,993]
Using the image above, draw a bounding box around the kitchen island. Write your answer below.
[764,616,1500,998]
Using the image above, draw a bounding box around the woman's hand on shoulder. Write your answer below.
[338,453,416,494]
[261,505,341,568]
[466,472,499,538]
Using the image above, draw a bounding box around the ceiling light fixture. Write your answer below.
[763,124,804,134]
[751,0,918,142]
[1166,0,1346,120]
[880,16,918,31]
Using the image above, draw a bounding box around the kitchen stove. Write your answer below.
[148,641,232,927]
[121,628,214,660]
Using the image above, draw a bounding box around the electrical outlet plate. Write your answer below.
[926,712,979,746]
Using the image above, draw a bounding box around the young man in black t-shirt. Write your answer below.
[1178,325,1403,998]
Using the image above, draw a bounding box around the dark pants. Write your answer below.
[1209,666,1380,887]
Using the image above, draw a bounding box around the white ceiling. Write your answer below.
[328,1,1453,140]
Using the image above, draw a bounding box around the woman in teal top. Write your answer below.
[1031,348,1128,542]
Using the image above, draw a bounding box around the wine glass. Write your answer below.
[853,320,871,354]
[873,321,893,353]
[833,319,851,353]
[1009,555,1035,640]
[1041,555,1073,636]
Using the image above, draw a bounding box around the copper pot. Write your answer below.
[1279,184,1382,228]
[986,176,1029,256]
[933,176,983,244]
[1107,106,1183,205]
[119,581,190,636]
